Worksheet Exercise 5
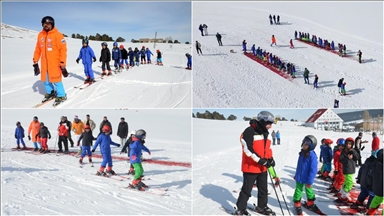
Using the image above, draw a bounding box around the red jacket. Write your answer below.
[333,149,342,171]
[58,124,68,137]
[240,126,273,174]
[372,136,380,151]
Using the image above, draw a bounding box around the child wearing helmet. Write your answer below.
[121,130,136,174]
[119,45,129,70]
[341,82,347,95]
[128,129,151,191]
[15,121,26,150]
[140,46,146,64]
[77,125,97,167]
[134,47,140,66]
[76,38,97,84]
[156,50,163,66]
[336,137,360,203]
[92,125,120,176]
[145,48,153,64]
[128,47,135,68]
[329,138,346,194]
[112,42,121,71]
[319,139,333,181]
[35,122,52,154]
[99,42,112,76]
[293,135,321,215]
[185,53,192,70]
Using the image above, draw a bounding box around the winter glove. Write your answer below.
[15,135,17,139]
[306,184,312,188]
[93,57,96,62]
[117,144,121,147]
[76,58,80,64]
[33,63,40,76]
[268,158,275,167]
[77,142,80,146]
[99,57,102,62]
[60,63,69,78]
[148,151,151,155]
[273,177,280,187]
[28,135,31,141]
[333,170,338,176]
[48,136,51,139]
[91,149,95,153]
[257,158,268,167]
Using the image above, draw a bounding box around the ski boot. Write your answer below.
[255,205,276,215]
[39,148,44,152]
[16,145,21,150]
[22,146,27,150]
[294,201,303,216]
[96,170,107,176]
[33,147,39,151]
[64,150,69,154]
[128,167,135,175]
[42,90,56,103]
[106,169,116,176]
[107,70,112,76]
[138,177,148,188]
[53,95,67,107]
[130,179,145,191]
[101,71,107,76]
[79,157,83,165]
[350,200,364,209]
[57,149,64,153]
[88,78,95,84]
[233,209,250,216]
[84,76,90,84]
[303,199,323,214]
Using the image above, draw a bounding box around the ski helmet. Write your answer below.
[33,116,38,121]
[82,38,89,45]
[113,42,118,47]
[41,16,55,28]
[336,138,345,145]
[345,137,354,147]
[302,135,317,150]
[84,125,91,130]
[102,125,111,133]
[320,138,326,144]
[324,139,333,145]
[101,42,108,47]
[129,130,136,136]
[40,122,44,126]
[256,111,275,126]
[119,45,124,49]
[16,121,21,126]
[135,129,146,139]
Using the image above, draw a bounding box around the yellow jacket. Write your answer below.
[71,120,84,135]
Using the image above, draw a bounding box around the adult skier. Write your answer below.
[76,38,97,84]
[198,24,204,36]
[304,68,310,84]
[99,116,112,135]
[57,119,69,153]
[28,116,41,151]
[366,149,383,215]
[277,15,280,24]
[269,14,273,25]
[357,50,362,63]
[242,40,247,52]
[216,32,223,46]
[196,41,202,55]
[202,24,208,36]
[83,114,96,132]
[273,15,276,24]
[271,35,277,47]
[355,132,368,167]
[337,78,344,93]
[235,111,276,215]
[290,39,294,49]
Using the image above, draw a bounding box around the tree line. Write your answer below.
[192,111,297,122]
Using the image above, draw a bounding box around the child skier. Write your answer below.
[357,50,362,63]
[99,42,112,76]
[128,47,135,68]
[120,45,129,70]
[57,119,69,153]
[313,74,319,88]
[271,35,277,47]
[293,135,322,215]
[290,39,294,49]
[140,46,146,64]
[15,121,26,149]
[329,138,346,194]
[112,42,121,71]
[128,129,151,191]
[28,116,41,151]
[35,122,51,153]
[156,49,163,66]
[186,53,192,70]
[319,139,333,180]
[145,48,153,64]
[92,125,120,176]
[121,130,136,174]
[366,149,383,215]
[76,38,97,84]
[336,137,360,203]
[242,40,247,52]
[78,125,96,166]
[341,82,347,95]
[134,47,140,66]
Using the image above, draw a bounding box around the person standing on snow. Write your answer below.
[140,46,147,64]
[329,138,346,194]
[128,47,135,68]
[313,74,319,88]
[277,15,280,24]
[371,132,380,153]
[198,24,204,36]
[76,38,97,84]
[290,39,295,49]
[366,149,383,215]
[276,130,281,145]
[145,48,153,64]
[28,116,41,151]
[99,42,112,76]
[35,122,52,153]
[340,82,347,95]
[128,129,151,191]
[355,132,368,167]
[72,115,85,153]
[120,45,129,69]
[242,40,247,52]
[121,130,136,174]
[83,114,96,132]
[269,14,273,25]
[156,49,163,66]
[273,15,276,24]
[293,135,321,215]
[337,78,344,93]
[271,35,277,47]
[117,117,129,148]
[33,16,68,105]
[78,125,96,166]
[186,53,192,70]
[357,50,362,63]
[196,41,202,55]
[15,122,26,150]
[271,130,276,145]
[92,125,120,176]
[202,24,208,36]
[99,116,112,136]
[216,32,223,46]
[304,68,310,84]
[235,111,276,215]
[112,42,121,71]
[57,119,69,153]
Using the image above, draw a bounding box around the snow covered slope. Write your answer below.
[1,109,191,215]
[193,2,383,108]
[1,23,191,108]
[193,118,381,215]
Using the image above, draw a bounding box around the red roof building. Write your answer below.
[305,108,343,130]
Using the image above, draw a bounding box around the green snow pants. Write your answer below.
[369,195,384,210]
[293,182,315,202]
[342,174,354,193]
[132,163,143,180]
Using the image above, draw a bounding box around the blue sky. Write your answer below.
[193,109,365,121]
[2,2,191,43]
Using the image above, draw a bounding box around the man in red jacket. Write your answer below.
[371,132,380,153]
[235,111,276,216]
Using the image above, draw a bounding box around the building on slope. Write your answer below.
[305,108,343,130]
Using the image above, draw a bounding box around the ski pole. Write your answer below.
[273,167,292,215]
[268,170,284,215]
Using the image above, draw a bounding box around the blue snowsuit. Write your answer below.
[146,49,153,62]
[294,150,318,185]
[92,133,119,168]
[251,45,256,56]
[242,41,247,52]
[15,126,25,146]
[318,38,322,47]
[78,46,96,79]
[111,47,121,68]
[129,139,150,164]
[331,41,335,50]
[187,55,192,68]
[128,50,135,66]
[320,145,333,172]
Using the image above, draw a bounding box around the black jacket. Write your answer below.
[100,48,111,62]
[216,33,222,40]
[339,149,360,174]
[372,155,383,196]
[357,156,376,190]
[78,131,96,146]
[121,136,134,154]
[36,126,51,139]
[99,120,112,134]
[242,121,269,157]
[338,79,343,87]
[117,122,129,138]
[121,48,128,59]
[157,52,162,58]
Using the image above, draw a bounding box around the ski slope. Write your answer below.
[1,23,192,109]
[193,118,382,215]
[1,109,191,215]
[193,2,383,108]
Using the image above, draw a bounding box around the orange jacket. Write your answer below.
[33,27,67,83]
[240,127,273,174]
[28,121,41,142]
[272,36,276,43]
[72,120,84,135]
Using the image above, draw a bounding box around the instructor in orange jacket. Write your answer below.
[235,111,276,215]
[33,16,68,106]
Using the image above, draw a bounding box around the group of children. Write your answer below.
[14,117,151,191]
[75,38,163,83]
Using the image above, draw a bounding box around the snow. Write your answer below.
[193,2,383,108]
[1,109,191,215]
[193,118,380,215]
[1,23,191,108]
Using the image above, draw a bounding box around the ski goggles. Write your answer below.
[302,138,313,146]
[257,113,275,124]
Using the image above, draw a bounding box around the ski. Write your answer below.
[122,185,167,196]
[219,206,237,215]
[33,98,55,108]
[79,81,98,90]
[302,201,326,215]
[93,173,124,181]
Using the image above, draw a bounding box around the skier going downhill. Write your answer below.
[76,38,97,84]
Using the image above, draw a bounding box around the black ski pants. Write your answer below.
[67,131,74,146]
[236,171,268,211]
[218,39,223,46]
[356,150,362,166]
[58,136,69,151]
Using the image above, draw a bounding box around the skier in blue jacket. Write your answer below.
[251,44,256,56]
[319,139,333,180]
[242,40,247,52]
[129,129,151,191]
[92,125,120,176]
[276,130,281,145]
[134,47,140,66]
[140,46,146,64]
[186,53,192,70]
[128,47,135,67]
[76,38,97,84]
[111,42,121,71]
[15,121,26,149]
[293,135,320,215]
[145,48,153,64]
